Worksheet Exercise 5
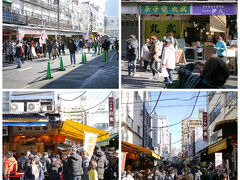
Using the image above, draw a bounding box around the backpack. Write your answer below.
[127,42,136,61]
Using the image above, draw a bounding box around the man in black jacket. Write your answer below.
[67,146,83,180]
[68,39,77,67]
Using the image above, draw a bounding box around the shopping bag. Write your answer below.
[160,65,169,77]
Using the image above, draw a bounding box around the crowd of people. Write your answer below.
[122,163,236,180]
[3,145,119,180]
[3,37,118,69]
[126,33,229,88]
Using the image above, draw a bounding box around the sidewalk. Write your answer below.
[121,59,237,89]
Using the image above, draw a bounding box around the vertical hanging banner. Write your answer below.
[18,30,25,41]
[203,112,208,141]
[145,20,180,40]
[215,153,223,169]
[121,152,128,172]
[84,132,98,159]
[109,97,114,126]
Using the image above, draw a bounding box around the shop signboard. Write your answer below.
[203,112,208,141]
[109,97,114,126]
[141,5,190,14]
[84,132,98,159]
[192,4,236,15]
[215,153,223,169]
[121,152,128,172]
[145,20,180,40]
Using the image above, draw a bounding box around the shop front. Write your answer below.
[121,141,161,171]
[122,2,237,67]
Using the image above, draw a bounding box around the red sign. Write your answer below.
[53,136,66,143]
[109,97,114,126]
[203,112,208,141]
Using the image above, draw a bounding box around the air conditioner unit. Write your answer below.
[10,102,24,112]
[27,102,41,112]
[42,105,54,112]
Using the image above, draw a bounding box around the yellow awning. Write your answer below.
[59,119,109,143]
[152,151,161,160]
[208,139,227,154]
[122,141,152,155]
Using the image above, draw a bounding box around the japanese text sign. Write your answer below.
[192,4,236,15]
[215,153,223,169]
[203,112,208,141]
[145,20,180,40]
[109,97,114,126]
[141,5,190,14]
[84,132,98,159]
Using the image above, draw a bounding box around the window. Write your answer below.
[208,91,216,102]
[209,102,221,124]
[226,92,237,105]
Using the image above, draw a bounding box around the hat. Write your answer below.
[95,145,101,151]
[150,36,157,40]
[162,36,167,42]
[164,38,171,44]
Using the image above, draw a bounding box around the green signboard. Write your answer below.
[145,20,180,40]
[141,5,190,14]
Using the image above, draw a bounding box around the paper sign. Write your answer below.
[84,132,98,159]
[145,20,180,40]
[215,153,223,169]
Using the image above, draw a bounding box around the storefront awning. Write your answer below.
[122,141,152,155]
[213,118,237,132]
[97,133,119,146]
[3,122,47,126]
[3,115,48,122]
[208,139,227,154]
[3,0,13,4]
[59,119,109,143]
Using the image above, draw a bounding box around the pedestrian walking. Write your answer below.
[51,40,58,60]
[7,41,14,63]
[15,40,23,68]
[58,40,62,56]
[178,58,229,88]
[88,160,98,180]
[4,151,18,180]
[102,39,110,59]
[91,146,108,180]
[169,33,178,49]
[68,39,77,67]
[47,41,53,60]
[81,150,89,180]
[62,153,69,180]
[141,38,151,71]
[79,39,84,54]
[126,35,138,76]
[24,157,44,180]
[61,40,65,55]
[195,167,202,180]
[87,41,91,54]
[161,37,176,84]
[214,36,227,61]
[40,152,51,177]
[67,146,83,180]
[152,167,164,180]
[48,157,62,180]
[93,40,98,53]
[149,36,161,79]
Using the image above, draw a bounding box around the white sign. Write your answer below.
[215,153,223,169]
[152,113,158,147]
[84,132,98,159]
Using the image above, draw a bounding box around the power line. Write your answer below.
[121,92,226,104]
[58,92,86,101]
[151,92,200,129]
[150,92,162,116]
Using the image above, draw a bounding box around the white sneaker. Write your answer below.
[73,64,76,67]
[149,75,158,80]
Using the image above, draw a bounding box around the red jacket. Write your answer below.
[5,157,18,175]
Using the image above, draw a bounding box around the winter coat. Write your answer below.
[24,164,44,180]
[82,157,89,180]
[51,42,58,55]
[62,159,69,180]
[178,63,224,88]
[214,41,227,57]
[126,38,138,61]
[195,170,202,180]
[15,43,23,58]
[47,43,52,53]
[67,153,83,176]
[48,161,62,180]
[149,40,161,61]
[7,43,14,55]
[102,41,110,50]
[91,150,109,179]
[152,172,164,180]
[40,156,51,173]
[4,157,18,175]
[161,44,176,70]
[141,44,150,62]
[69,42,77,54]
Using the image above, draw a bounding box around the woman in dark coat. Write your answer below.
[24,157,44,180]
[48,158,62,180]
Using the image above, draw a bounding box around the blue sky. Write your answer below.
[150,91,207,150]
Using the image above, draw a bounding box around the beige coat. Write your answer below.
[149,40,161,61]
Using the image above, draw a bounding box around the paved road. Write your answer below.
[3,49,119,89]
[121,59,237,89]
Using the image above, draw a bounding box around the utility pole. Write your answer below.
[57,0,60,40]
